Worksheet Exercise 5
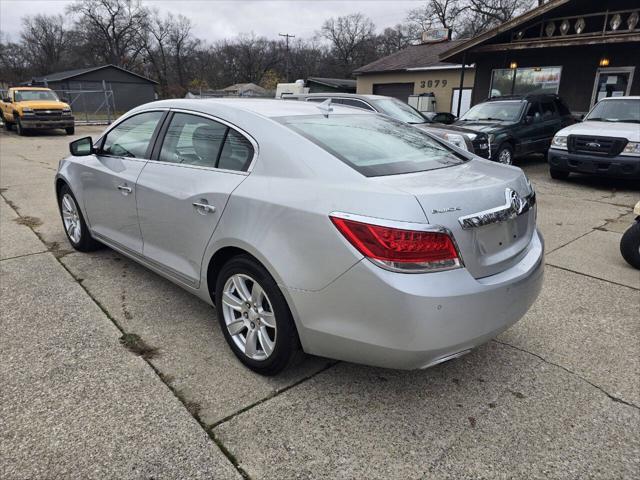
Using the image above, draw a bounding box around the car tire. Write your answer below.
[58,184,102,252]
[65,126,75,135]
[549,167,570,180]
[495,143,514,165]
[215,255,301,375]
[15,118,25,136]
[3,118,12,131]
[620,222,640,270]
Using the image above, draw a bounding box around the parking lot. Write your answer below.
[1,126,638,479]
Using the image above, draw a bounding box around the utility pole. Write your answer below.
[279,32,295,82]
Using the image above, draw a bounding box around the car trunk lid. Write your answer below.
[371,160,536,278]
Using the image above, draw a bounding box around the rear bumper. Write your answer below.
[288,229,544,370]
[21,117,74,129]
[548,148,640,179]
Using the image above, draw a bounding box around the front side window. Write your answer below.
[159,113,227,167]
[460,101,525,122]
[14,90,59,102]
[101,111,164,158]
[158,112,255,171]
[540,100,557,118]
[279,114,467,177]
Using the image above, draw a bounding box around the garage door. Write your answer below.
[372,83,414,102]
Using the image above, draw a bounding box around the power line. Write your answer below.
[279,32,295,82]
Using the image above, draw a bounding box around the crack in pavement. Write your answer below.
[1,193,254,479]
[493,339,639,410]
[0,192,339,480]
[208,360,340,430]
[546,263,640,291]
[0,250,48,262]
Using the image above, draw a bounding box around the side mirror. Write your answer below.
[2,97,10,103]
[70,136,93,156]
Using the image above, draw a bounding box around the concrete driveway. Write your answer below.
[1,126,638,479]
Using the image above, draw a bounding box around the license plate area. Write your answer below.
[474,215,529,265]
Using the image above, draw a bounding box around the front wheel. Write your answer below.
[65,126,75,135]
[495,144,514,165]
[58,185,102,252]
[620,222,640,269]
[215,255,300,375]
[15,118,25,136]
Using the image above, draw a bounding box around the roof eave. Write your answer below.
[439,0,571,61]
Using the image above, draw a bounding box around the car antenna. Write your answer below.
[316,98,333,117]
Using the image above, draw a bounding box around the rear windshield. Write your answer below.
[370,98,427,124]
[278,114,468,177]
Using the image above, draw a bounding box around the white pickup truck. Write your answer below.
[548,96,640,180]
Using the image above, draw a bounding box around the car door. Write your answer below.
[538,99,561,152]
[80,110,166,253]
[517,101,546,156]
[135,111,254,287]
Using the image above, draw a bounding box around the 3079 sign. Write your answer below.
[420,79,448,88]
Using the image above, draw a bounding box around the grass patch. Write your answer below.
[119,333,159,359]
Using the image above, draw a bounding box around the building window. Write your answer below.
[490,67,562,97]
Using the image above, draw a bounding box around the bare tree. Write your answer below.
[320,13,377,77]
[20,14,68,75]
[68,0,149,68]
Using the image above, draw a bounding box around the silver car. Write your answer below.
[284,93,491,158]
[56,99,544,375]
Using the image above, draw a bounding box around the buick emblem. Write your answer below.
[507,188,527,215]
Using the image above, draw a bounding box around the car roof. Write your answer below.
[10,87,53,91]
[287,93,389,101]
[147,98,373,118]
[485,93,562,102]
[598,95,640,100]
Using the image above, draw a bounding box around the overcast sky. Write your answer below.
[0,0,424,43]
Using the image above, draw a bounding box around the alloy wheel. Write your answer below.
[61,193,82,244]
[221,273,277,361]
[498,148,512,165]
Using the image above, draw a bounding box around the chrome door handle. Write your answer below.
[117,185,132,194]
[192,202,216,214]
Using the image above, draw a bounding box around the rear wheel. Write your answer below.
[215,255,300,375]
[58,184,102,252]
[495,143,514,165]
[65,126,75,135]
[620,222,640,269]
[549,167,570,180]
[3,118,12,131]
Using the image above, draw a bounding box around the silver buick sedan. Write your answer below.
[56,99,544,375]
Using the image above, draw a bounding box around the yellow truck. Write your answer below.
[1,87,74,136]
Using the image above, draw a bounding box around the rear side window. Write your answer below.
[279,114,467,177]
[159,113,227,167]
[101,111,164,158]
[340,99,375,111]
[218,130,254,171]
[554,99,571,116]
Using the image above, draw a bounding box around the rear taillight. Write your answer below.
[330,214,462,273]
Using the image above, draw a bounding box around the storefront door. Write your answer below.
[591,67,635,107]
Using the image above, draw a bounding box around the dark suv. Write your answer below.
[454,94,575,165]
